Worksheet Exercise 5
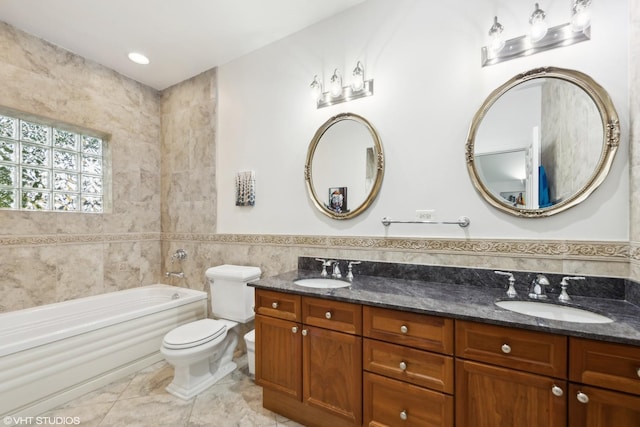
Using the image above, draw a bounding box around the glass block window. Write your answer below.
[0,113,105,213]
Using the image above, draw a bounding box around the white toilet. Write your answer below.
[160,264,261,400]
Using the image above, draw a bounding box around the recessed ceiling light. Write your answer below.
[128,52,150,65]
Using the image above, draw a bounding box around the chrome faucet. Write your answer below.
[495,271,518,298]
[529,274,550,299]
[346,261,361,281]
[332,261,342,279]
[558,276,585,302]
[315,258,334,277]
[165,249,187,279]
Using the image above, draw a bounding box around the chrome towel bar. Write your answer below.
[381,216,470,228]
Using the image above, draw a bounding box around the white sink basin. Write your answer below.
[495,300,613,324]
[294,278,351,289]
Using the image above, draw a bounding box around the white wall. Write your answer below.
[217,0,629,241]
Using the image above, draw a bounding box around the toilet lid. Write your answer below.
[163,319,227,350]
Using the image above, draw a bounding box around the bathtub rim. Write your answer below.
[0,284,207,357]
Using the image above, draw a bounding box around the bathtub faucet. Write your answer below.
[165,271,185,279]
[166,249,187,279]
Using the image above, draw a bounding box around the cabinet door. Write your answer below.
[456,360,566,427]
[255,314,302,399]
[569,384,640,426]
[303,325,362,425]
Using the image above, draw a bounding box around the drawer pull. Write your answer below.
[637,367,640,378]
[291,326,298,334]
[501,344,512,354]
[271,302,279,309]
[325,311,332,320]
[551,385,563,397]
[399,361,407,371]
[400,410,408,421]
[577,392,589,404]
[400,325,408,334]
[302,329,308,336]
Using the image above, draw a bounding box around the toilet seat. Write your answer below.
[163,319,227,350]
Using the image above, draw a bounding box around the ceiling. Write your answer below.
[0,0,365,90]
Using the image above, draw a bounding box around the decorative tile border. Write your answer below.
[161,233,630,262]
[0,233,160,247]
[631,242,640,262]
[0,232,630,262]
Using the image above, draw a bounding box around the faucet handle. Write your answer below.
[495,271,517,298]
[315,258,330,276]
[347,261,362,281]
[558,276,585,302]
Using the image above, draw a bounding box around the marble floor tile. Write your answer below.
[40,357,307,427]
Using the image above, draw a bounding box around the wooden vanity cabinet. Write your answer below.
[255,289,362,427]
[568,337,640,426]
[455,320,568,427]
[363,306,454,427]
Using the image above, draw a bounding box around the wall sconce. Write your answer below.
[481,1,591,67]
[310,62,374,109]
[571,0,592,32]
[488,16,505,53]
[529,3,548,43]
[310,75,323,101]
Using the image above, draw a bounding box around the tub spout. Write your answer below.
[165,271,185,279]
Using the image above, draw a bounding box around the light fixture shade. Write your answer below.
[310,75,323,101]
[571,0,592,32]
[529,3,548,42]
[488,16,505,52]
[330,69,343,98]
[351,61,365,92]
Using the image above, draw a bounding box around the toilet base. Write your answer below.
[163,326,239,400]
[165,360,237,400]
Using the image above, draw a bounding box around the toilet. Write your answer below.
[160,264,261,400]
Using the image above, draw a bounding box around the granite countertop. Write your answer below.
[251,269,640,347]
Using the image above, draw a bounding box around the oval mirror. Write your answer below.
[305,113,384,219]
[466,67,619,217]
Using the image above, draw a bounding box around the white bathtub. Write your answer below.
[0,284,207,420]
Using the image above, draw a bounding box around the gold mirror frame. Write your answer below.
[465,67,620,218]
[305,113,384,220]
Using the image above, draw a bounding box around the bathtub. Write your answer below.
[0,284,207,420]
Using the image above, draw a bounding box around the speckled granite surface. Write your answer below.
[251,258,640,347]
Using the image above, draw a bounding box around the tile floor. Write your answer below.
[41,355,305,426]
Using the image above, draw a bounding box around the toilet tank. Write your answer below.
[206,265,261,323]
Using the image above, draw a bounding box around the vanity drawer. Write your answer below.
[455,320,567,378]
[255,289,301,321]
[364,372,453,427]
[363,306,454,354]
[302,296,362,334]
[570,337,640,395]
[363,338,453,393]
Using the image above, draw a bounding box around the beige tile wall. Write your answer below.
[0,23,162,311]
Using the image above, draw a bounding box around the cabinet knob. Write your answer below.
[551,385,564,397]
[637,367,640,378]
[325,311,332,320]
[400,325,408,334]
[501,344,512,354]
[291,326,298,334]
[577,391,589,404]
[302,329,308,336]
[271,302,279,309]
[399,410,408,421]
[399,361,407,371]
